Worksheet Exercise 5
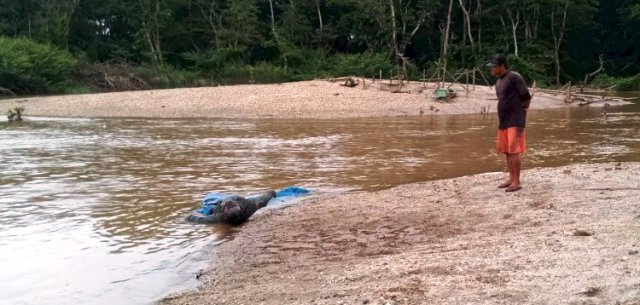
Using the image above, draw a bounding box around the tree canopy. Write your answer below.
[1,0,638,93]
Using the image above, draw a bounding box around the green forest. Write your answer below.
[1,0,639,95]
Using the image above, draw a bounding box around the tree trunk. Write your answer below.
[476,0,482,51]
[63,0,80,50]
[139,0,163,65]
[458,0,477,64]
[316,0,323,31]
[507,8,519,57]
[582,54,605,92]
[141,22,157,64]
[442,0,454,83]
[552,1,569,86]
[197,0,222,48]
[153,0,163,63]
[28,14,32,38]
[533,3,539,39]
[268,0,275,31]
[388,0,423,68]
[462,9,467,67]
[390,0,399,57]
[500,16,509,51]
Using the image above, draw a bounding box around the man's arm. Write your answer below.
[513,73,532,110]
[522,98,531,110]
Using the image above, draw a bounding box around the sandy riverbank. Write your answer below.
[0,79,587,119]
[160,162,640,305]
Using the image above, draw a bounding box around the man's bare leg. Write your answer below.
[509,153,521,187]
[499,154,513,188]
[505,153,522,192]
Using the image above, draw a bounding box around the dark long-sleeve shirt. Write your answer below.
[495,71,531,130]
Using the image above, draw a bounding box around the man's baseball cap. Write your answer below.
[486,54,508,67]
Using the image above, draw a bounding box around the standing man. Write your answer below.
[487,54,532,192]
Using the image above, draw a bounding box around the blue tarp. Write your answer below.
[196,186,310,216]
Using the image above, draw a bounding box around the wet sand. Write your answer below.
[0,80,594,119]
[160,162,640,305]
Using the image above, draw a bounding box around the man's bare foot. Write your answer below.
[498,181,511,188]
[505,185,523,192]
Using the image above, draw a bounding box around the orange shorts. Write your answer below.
[496,127,526,154]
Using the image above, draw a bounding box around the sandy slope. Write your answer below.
[159,162,640,305]
[1,80,580,119]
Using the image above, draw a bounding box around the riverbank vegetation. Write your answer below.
[589,74,640,91]
[0,0,638,95]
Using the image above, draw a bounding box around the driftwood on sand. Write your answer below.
[573,93,631,107]
[77,63,152,92]
[536,82,630,107]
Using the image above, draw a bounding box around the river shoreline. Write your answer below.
[0,80,600,119]
[4,81,636,304]
[159,162,640,305]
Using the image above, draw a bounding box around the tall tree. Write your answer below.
[505,5,519,57]
[389,0,433,68]
[441,0,454,83]
[458,0,477,64]
[549,0,598,85]
[550,0,569,86]
[220,0,261,50]
[195,0,224,48]
[137,0,167,65]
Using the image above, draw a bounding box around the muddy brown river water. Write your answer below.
[1,96,639,305]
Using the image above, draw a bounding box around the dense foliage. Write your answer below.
[0,0,638,93]
[0,37,76,94]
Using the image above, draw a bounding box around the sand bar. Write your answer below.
[0,80,596,119]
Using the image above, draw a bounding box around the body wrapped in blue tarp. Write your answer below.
[186,186,310,225]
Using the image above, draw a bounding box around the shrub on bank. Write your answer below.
[590,74,640,91]
[0,36,76,94]
[616,74,640,91]
[204,62,297,85]
[331,52,393,78]
[278,48,332,79]
[250,62,298,83]
[133,64,203,89]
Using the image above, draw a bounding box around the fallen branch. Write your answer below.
[564,82,573,103]
[581,54,605,93]
[536,88,565,95]
[329,77,354,83]
[0,86,16,96]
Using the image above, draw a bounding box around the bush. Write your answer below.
[616,74,640,91]
[133,64,203,89]
[280,48,332,79]
[63,84,93,94]
[590,73,640,91]
[589,74,618,89]
[182,47,245,73]
[250,62,297,83]
[209,62,297,85]
[508,49,553,86]
[0,36,76,94]
[331,52,393,78]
